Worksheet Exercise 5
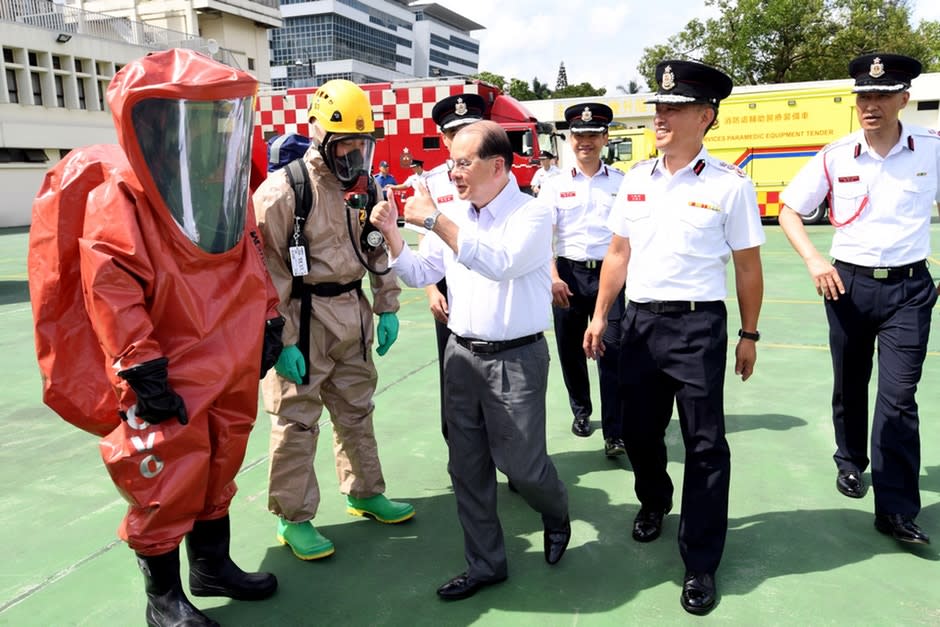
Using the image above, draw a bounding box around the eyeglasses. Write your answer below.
[446,155,499,173]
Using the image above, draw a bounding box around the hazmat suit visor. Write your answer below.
[324,134,376,189]
[131,96,254,253]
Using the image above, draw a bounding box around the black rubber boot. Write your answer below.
[186,515,278,601]
[137,548,219,627]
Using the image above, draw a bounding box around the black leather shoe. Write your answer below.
[436,572,506,601]
[874,514,930,545]
[544,518,571,565]
[604,437,626,458]
[680,571,716,615]
[836,470,866,498]
[571,416,592,437]
[632,502,672,543]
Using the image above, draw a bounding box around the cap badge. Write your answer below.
[662,65,676,90]
[869,57,885,78]
[581,107,593,122]
[355,116,365,131]
[455,97,467,116]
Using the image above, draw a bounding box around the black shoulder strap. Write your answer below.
[283,158,313,385]
[284,158,312,222]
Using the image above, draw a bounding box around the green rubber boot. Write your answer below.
[346,494,415,524]
[276,519,335,561]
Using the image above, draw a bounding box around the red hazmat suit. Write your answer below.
[29,49,280,556]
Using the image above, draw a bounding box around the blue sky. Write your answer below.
[431,0,940,95]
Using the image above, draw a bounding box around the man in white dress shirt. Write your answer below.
[370,120,571,601]
[779,52,938,546]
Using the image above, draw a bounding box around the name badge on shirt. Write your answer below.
[289,246,309,277]
[626,194,646,202]
[436,194,454,204]
[838,176,860,183]
[560,191,576,198]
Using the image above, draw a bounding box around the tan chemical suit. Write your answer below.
[254,148,400,522]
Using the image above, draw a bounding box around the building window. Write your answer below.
[31,72,42,104]
[5,68,18,104]
[3,48,14,63]
[248,57,255,71]
[0,148,49,163]
[77,78,86,110]
[54,74,65,107]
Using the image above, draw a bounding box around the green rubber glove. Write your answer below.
[274,345,306,384]
[375,312,399,356]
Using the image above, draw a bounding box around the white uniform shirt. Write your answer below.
[608,146,765,302]
[781,124,939,266]
[532,165,561,191]
[542,163,624,261]
[402,163,465,234]
[390,176,553,340]
[403,171,425,190]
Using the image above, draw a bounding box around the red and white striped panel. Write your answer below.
[257,82,481,139]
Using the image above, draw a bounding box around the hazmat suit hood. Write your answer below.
[107,49,258,253]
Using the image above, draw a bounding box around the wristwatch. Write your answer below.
[738,329,760,342]
[423,209,441,231]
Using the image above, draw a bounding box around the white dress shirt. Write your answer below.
[781,124,939,266]
[608,146,765,302]
[391,176,553,340]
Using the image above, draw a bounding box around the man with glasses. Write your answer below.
[540,103,626,457]
[779,53,938,546]
[370,120,571,600]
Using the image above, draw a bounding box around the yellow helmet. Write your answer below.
[307,79,375,134]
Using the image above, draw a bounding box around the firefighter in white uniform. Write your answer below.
[779,52,939,546]
[585,60,765,615]
[540,103,626,456]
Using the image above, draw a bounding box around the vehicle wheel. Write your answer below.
[800,202,827,225]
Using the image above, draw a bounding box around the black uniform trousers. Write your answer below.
[827,260,936,516]
[433,277,452,440]
[553,257,625,439]
[619,300,730,575]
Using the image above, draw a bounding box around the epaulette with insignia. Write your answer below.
[714,160,745,177]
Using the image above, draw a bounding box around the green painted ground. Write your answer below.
[1,223,938,626]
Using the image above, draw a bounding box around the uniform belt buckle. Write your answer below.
[872,268,889,279]
[469,340,493,353]
[585,260,598,270]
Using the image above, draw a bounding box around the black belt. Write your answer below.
[834,259,928,280]
[629,300,720,314]
[455,332,543,355]
[560,257,601,270]
[293,280,365,383]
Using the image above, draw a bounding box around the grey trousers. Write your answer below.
[443,335,569,581]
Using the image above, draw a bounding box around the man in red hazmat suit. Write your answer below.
[253,79,414,561]
[31,49,282,626]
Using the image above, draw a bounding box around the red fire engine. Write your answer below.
[254,77,559,195]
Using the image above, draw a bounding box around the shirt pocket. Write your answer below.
[830,180,867,222]
[678,205,724,229]
[897,175,934,217]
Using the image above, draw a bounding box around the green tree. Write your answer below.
[508,78,536,100]
[473,71,507,91]
[553,82,608,98]
[637,0,940,87]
